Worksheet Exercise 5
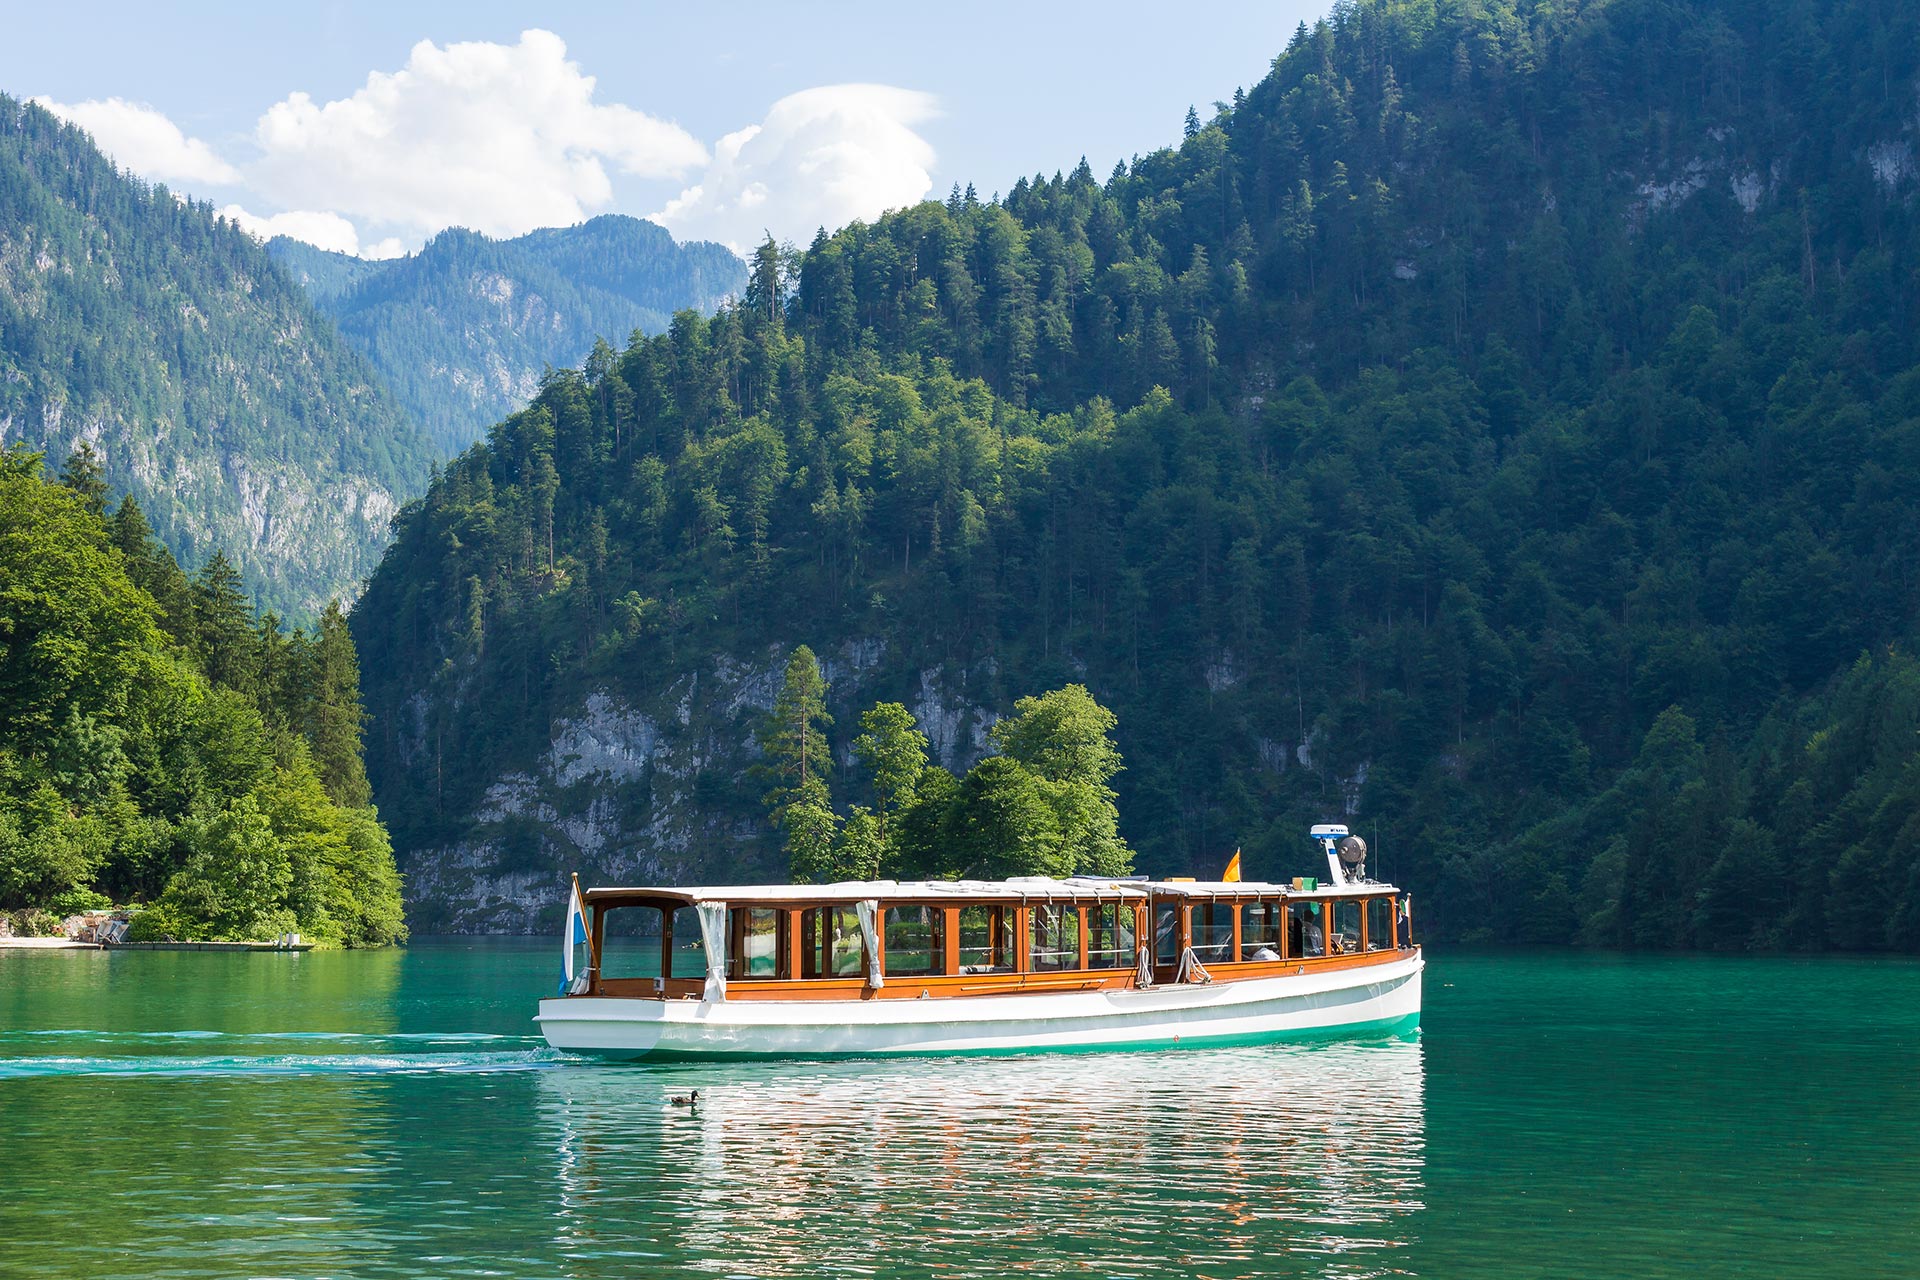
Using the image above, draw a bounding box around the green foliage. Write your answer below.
[305,603,373,809]
[819,807,886,884]
[355,0,1920,948]
[0,803,110,905]
[0,455,405,945]
[990,686,1133,876]
[45,886,112,917]
[943,756,1067,879]
[758,646,833,827]
[0,96,434,617]
[123,899,192,944]
[891,767,960,878]
[783,797,844,884]
[852,703,930,823]
[770,680,1131,882]
[163,797,298,942]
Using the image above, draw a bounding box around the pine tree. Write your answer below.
[852,703,930,836]
[307,601,373,808]
[745,234,788,325]
[106,496,193,644]
[58,444,110,518]
[192,552,259,693]
[757,646,833,825]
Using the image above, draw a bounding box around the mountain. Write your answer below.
[268,237,384,304]
[0,95,434,618]
[269,217,745,453]
[353,0,1920,945]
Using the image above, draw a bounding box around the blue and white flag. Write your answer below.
[559,876,590,995]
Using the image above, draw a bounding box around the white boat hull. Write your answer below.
[536,951,1422,1059]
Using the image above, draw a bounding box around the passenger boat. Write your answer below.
[535,824,1420,1059]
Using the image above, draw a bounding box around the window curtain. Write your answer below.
[855,899,884,990]
[1176,947,1214,985]
[1135,943,1155,989]
[696,901,728,1003]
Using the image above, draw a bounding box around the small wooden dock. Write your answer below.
[110,941,315,952]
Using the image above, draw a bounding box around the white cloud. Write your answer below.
[33,96,241,188]
[219,205,380,257]
[248,28,707,240]
[655,84,938,252]
[34,53,937,262]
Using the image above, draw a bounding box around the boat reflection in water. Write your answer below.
[538,1037,1424,1278]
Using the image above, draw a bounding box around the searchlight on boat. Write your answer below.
[1311,824,1370,885]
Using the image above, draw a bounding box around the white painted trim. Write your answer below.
[537,952,1423,1059]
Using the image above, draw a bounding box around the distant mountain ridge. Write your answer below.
[270,217,745,453]
[0,94,435,617]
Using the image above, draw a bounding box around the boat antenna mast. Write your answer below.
[1310,823,1370,884]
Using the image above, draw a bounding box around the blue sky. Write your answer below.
[2,1,1322,256]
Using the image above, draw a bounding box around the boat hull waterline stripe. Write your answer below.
[536,952,1422,1059]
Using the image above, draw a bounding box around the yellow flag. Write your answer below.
[1222,848,1242,882]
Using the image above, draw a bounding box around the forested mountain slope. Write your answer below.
[0,96,435,618]
[271,217,745,453]
[355,0,1920,946]
[0,446,405,946]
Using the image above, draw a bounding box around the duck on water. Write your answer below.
[535,823,1421,1061]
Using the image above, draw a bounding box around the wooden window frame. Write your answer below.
[729,906,788,980]
[1025,902,1083,974]
[799,904,868,980]
[879,903,947,978]
[955,903,1015,974]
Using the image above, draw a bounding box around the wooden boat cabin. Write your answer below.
[577,877,1414,1003]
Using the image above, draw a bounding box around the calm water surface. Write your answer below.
[1,942,1916,1278]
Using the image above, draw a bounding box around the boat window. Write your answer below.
[729,907,784,978]
[1289,900,1327,957]
[1154,904,1181,965]
[1191,902,1235,964]
[1086,903,1135,969]
[958,906,1013,973]
[801,905,865,979]
[1332,900,1362,954]
[1242,901,1286,957]
[666,906,708,977]
[1366,898,1393,952]
[883,905,945,977]
[595,904,666,977]
[1029,904,1082,971]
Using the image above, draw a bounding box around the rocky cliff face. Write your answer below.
[393,640,1001,933]
[385,640,1378,933]
[0,395,403,613]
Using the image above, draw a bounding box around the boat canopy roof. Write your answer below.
[583,876,1400,908]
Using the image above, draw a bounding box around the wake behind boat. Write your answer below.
[535,824,1420,1059]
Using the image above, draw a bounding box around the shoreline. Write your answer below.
[0,938,314,952]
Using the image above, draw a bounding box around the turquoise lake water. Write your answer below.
[2,941,1916,1278]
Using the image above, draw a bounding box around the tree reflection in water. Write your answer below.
[540,1039,1424,1278]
